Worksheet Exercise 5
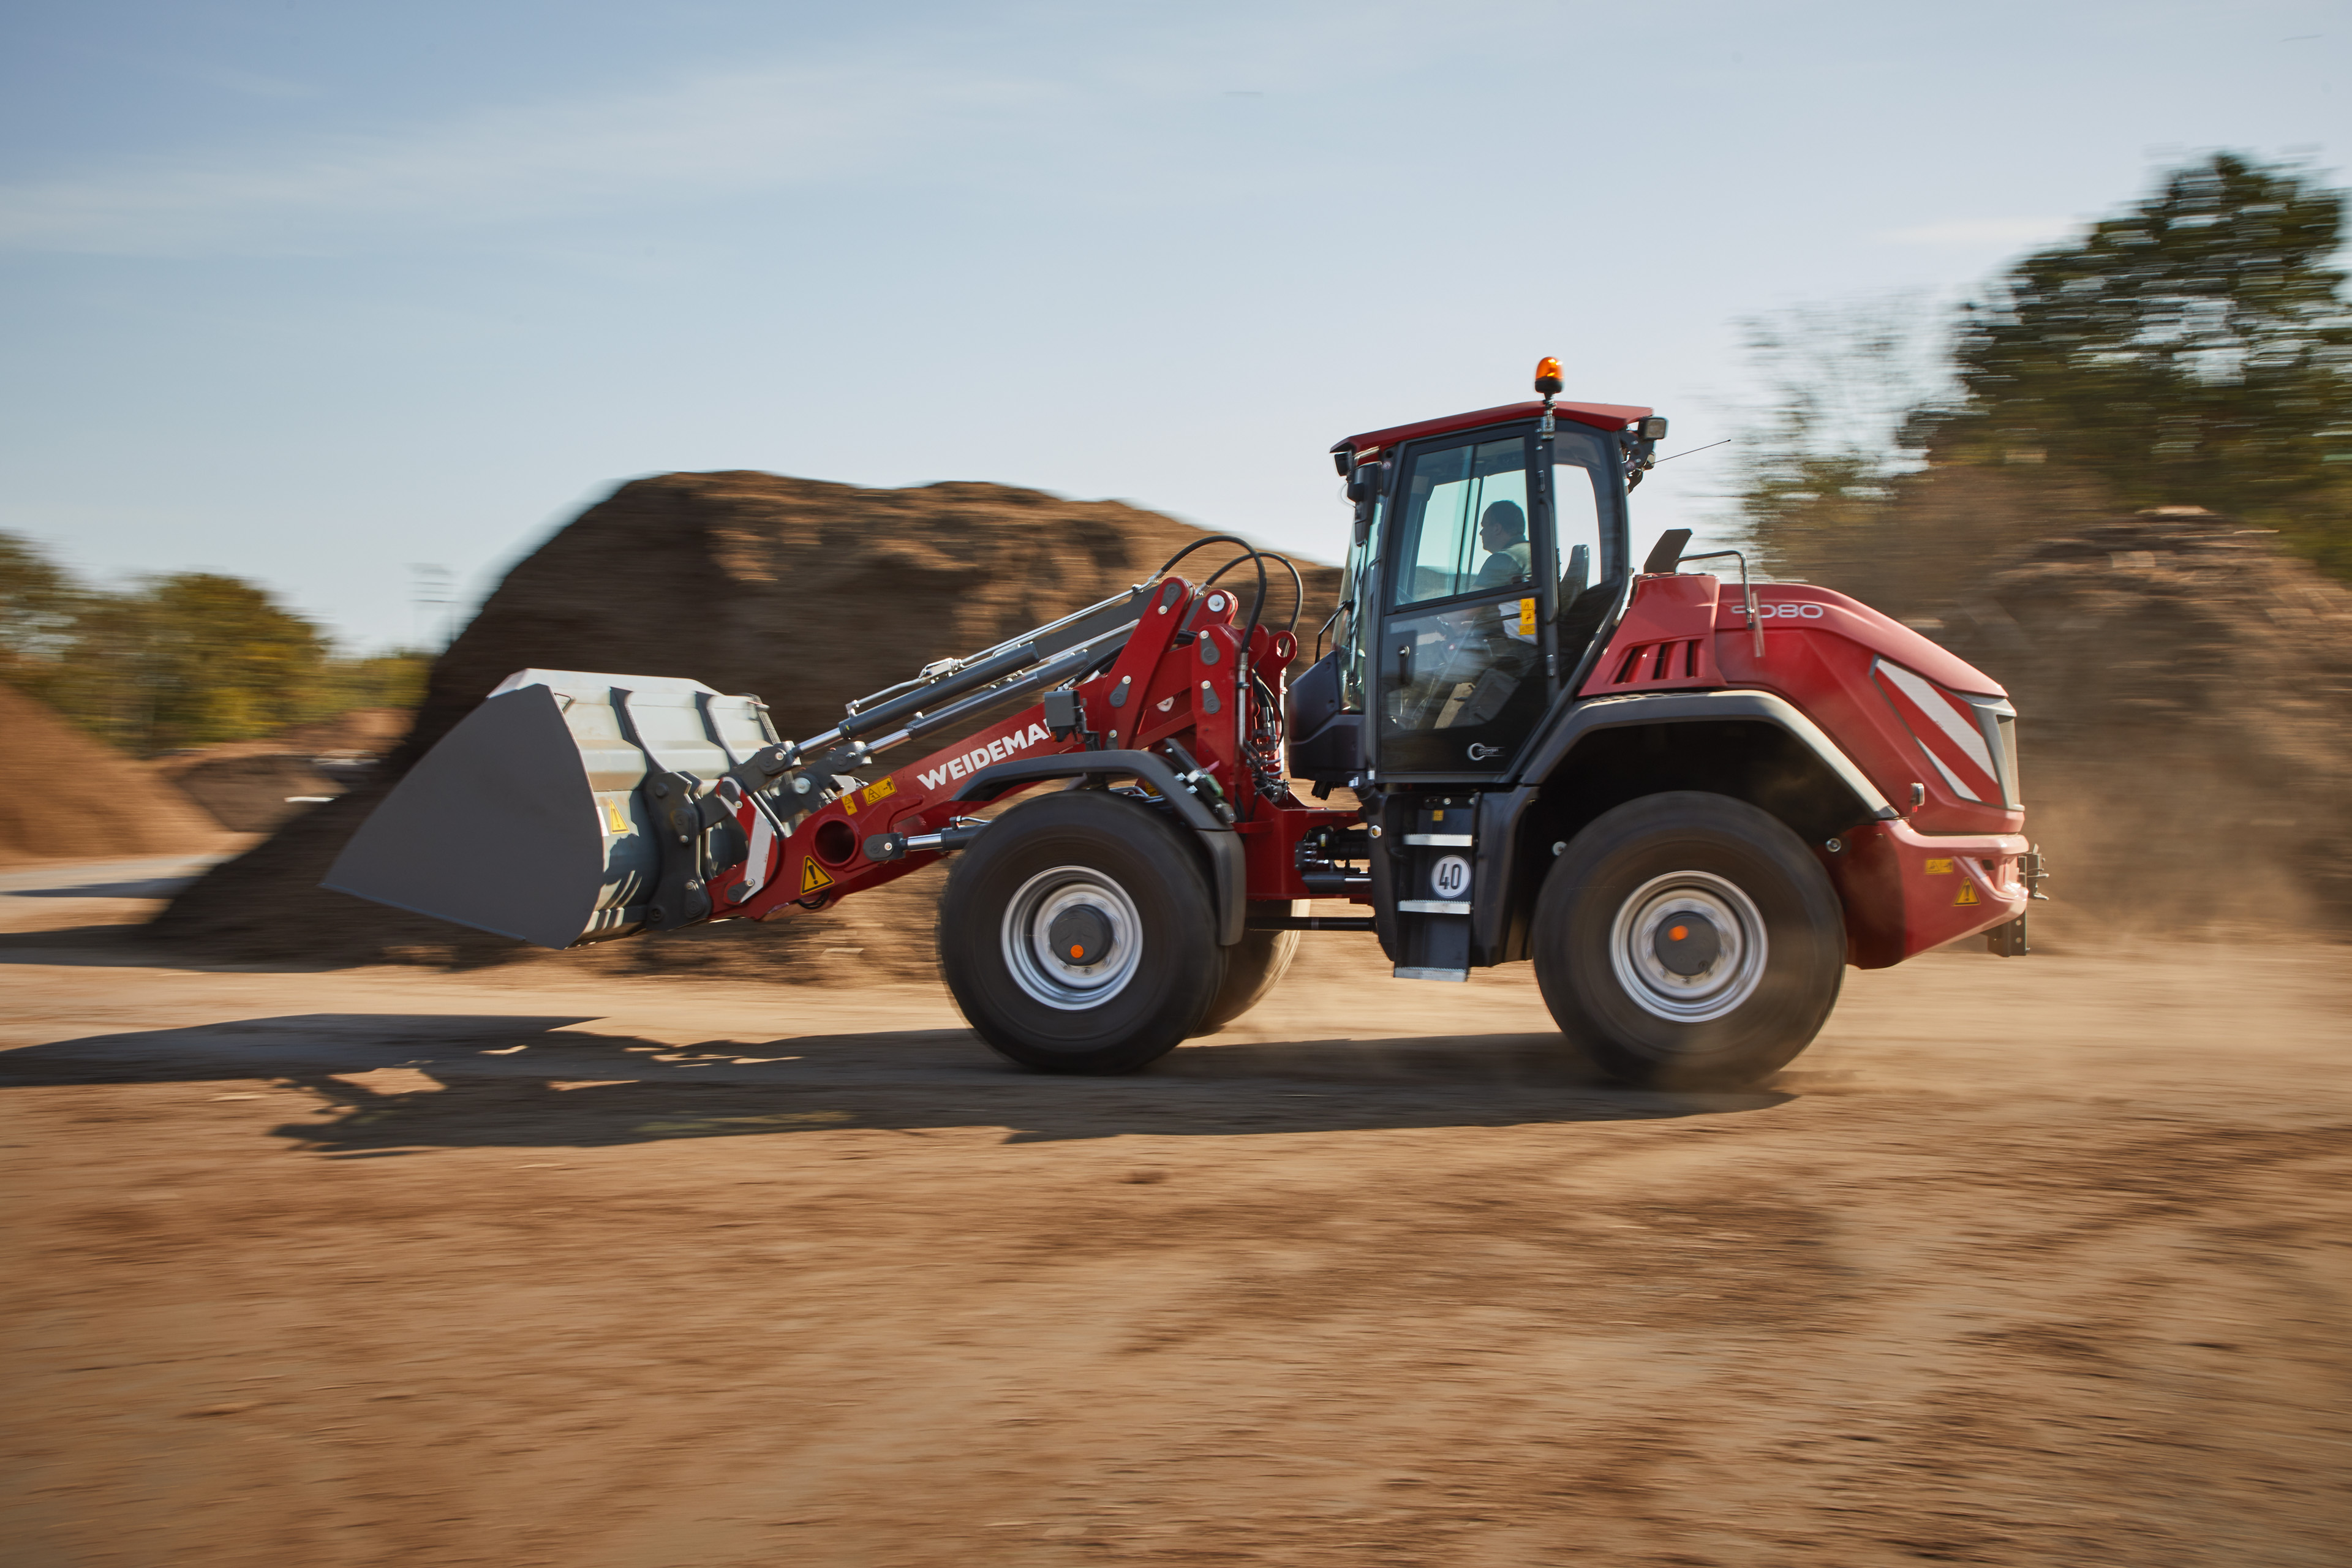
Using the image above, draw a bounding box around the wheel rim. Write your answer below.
[1001,864,1144,1011]
[1607,870,1768,1022]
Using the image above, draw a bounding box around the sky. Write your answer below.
[0,0,2343,651]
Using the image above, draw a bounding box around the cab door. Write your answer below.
[1373,426,1555,779]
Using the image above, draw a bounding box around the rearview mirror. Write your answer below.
[1348,459,1384,545]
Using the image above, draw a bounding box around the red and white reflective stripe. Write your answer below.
[717,779,780,899]
[737,800,775,897]
[1873,660,2000,805]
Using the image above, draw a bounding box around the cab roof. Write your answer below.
[1333,399,1653,458]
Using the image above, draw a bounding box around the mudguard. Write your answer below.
[954,750,1247,946]
[1515,688,1897,818]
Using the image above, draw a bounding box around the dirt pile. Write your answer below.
[150,709,412,834]
[1770,465,2126,627]
[1930,508,2352,930]
[150,751,344,834]
[156,472,1337,971]
[0,684,230,866]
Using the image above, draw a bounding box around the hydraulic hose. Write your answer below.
[1148,533,1263,582]
[1151,534,1270,666]
[1205,550,1305,637]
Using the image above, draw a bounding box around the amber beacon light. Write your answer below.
[1533,357,1564,398]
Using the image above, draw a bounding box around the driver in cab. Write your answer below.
[1474,500,1531,590]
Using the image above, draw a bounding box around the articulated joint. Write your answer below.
[1294,821,1371,897]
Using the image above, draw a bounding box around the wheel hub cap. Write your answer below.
[1003,865,1143,1011]
[1047,905,1115,967]
[1651,913,1722,976]
[1609,872,1768,1022]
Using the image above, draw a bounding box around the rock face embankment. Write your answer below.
[156,472,1336,974]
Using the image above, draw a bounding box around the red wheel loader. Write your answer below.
[327,365,2045,1087]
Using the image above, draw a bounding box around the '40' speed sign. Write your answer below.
[1430,854,1471,900]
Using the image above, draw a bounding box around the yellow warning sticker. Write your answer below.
[1518,597,1536,635]
[1924,857,1954,875]
[862,777,897,807]
[1954,883,1979,907]
[800,858,836,895]
[842,792,857,815]
[602,798,632,835]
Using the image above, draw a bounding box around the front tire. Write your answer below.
[1533,791,1844,1090]
[938,791,1225,1074]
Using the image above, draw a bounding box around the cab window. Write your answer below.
[1553,445,1605,599]
[1390,435,1532,608]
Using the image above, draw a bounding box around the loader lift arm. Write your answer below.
[661,562,1356,948]
[324,541,1352,961]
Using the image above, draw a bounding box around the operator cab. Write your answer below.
[1289,364,1666,788]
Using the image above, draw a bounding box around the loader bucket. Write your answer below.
[323,669,780,949]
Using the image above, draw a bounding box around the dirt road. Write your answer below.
[2,862,2346,1566]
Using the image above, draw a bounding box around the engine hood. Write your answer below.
[1702,578,2022,834]
[1721,584,2007,698]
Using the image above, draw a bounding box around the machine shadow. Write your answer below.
[0,1011,1793,1150]
[0,925,369,972]
[10,878,198,899]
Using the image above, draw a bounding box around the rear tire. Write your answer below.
[1533,791,1844,1090]
[938,791,1225,1074]
[1196,901,1302,1034]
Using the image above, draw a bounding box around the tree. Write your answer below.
[1727,296,2125,619]
[44,573,334,752]
[1,531,426,753]
[318,649,431,715]
[1914,152,2352,567]
[1731,295,1947,582]
[1738,154,2352,593]
[0,531,79,669]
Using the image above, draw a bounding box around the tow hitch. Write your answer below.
[1988,847,2050,957]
